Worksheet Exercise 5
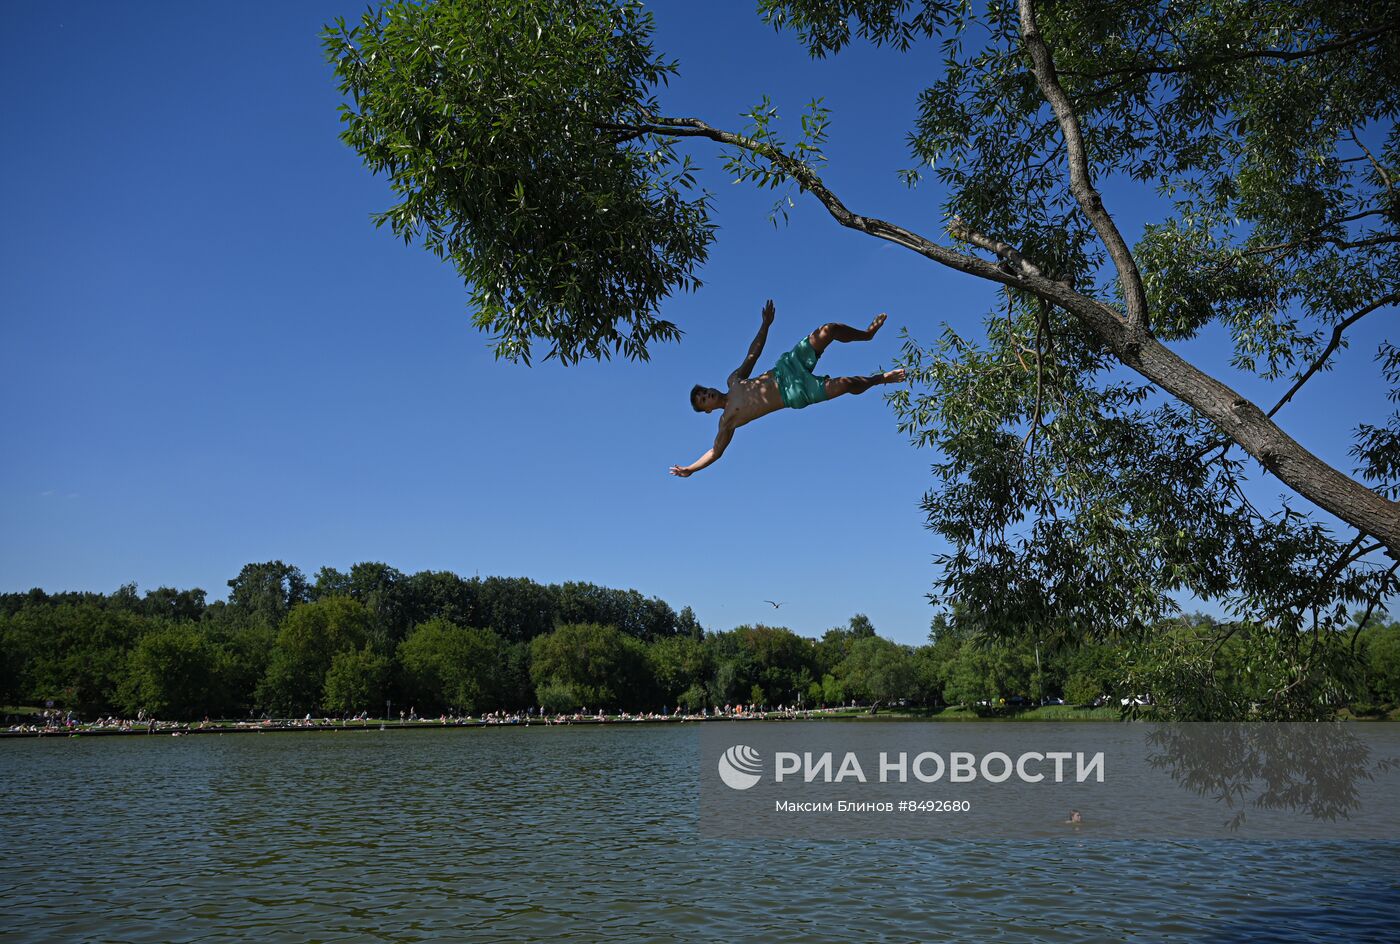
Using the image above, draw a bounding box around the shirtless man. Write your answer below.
[669,300,906,477]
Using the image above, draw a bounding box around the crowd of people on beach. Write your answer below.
[4,707,210,735]
[5,702,849,736]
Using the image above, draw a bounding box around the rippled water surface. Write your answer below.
[3,724,1398,942]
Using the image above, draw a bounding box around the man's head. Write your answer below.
[690,384,724,413]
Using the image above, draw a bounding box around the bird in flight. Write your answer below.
[764,600,787,609]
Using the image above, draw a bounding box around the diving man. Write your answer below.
[670,300,905,477]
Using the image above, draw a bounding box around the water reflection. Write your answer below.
[1146,723,1399,829]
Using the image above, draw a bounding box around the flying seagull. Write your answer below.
[764,600,787,609]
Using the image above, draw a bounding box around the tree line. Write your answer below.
[3,561,1399,720]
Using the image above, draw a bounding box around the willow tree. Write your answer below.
[325,1,1400,715]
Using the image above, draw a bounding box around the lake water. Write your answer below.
[3,723,1399,942]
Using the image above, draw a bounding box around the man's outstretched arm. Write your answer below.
[728,299,775,384]
[670,426,735,477]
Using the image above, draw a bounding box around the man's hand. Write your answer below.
[761,299,775,325]
[669,465,694,477]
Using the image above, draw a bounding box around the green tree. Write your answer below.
[943,643,1035,710]
[678,682,709,711]
[399,569,480,629]
[327,0,1400,717]
[343,562,409,642]
[908,645,944,706]
[323,644,391,715]
[817,672,846,706]
[529,623,651,709]
[119,624,221,720]
[1115,617,1349,720]
[676,606,704,640]
[257,597,376,715]
[1058,641,1118,706]
[537,680,582,714]
[1359,620,1400,705]
[816,614,878,672]
[202,604,277,716]
[9,601,149,715]
[141,586,207,623]
[228,561,309,628]
[397,618,503,714]
[647,634,711,705]
[556,582,678,640]
[839,636,915,711]
[475,577,559,642]
[0,613,28,707]
[702,625,816,706]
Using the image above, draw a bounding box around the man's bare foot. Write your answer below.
[866,313,887,339]
[882,368,906,383]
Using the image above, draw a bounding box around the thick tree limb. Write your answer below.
[1018,0,1150,334]
[948,216,1043,279]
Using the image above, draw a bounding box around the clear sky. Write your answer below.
[1,3,1387,645]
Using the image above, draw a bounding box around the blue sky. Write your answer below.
[1,3,1387,645]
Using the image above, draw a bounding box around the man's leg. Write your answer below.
[808,313,887,357]
[823,368,906,400]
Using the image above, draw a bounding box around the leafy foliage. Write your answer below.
[529,622,651,708]
[323,644,392,714]
[398,618,504,713]
[324,0,714,363]
[118,624,221,720]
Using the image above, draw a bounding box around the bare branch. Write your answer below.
[1266,292,1400,419]
[1350,129,1396,206]
[1018,0,1150,333]
[1351,558,1400,655]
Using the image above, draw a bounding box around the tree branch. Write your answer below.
[1059,25,1400,80]
[1266,292,1400,419]
[1192,291,1399,460]
[1245,232,1400,258]
[947,217,1043,279]
[601,115,1039,293]
[1239,206,1386,250]
[1349,129,1395,205]
[1017,0,1150,334]
[1351,559,1400,656]
[1023,298,1049,453]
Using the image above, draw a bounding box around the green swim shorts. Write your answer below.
[771,337,829,410]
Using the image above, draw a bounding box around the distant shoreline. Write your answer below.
[2,705,1135,739]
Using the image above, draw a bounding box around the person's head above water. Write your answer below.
[690,385,725,413]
